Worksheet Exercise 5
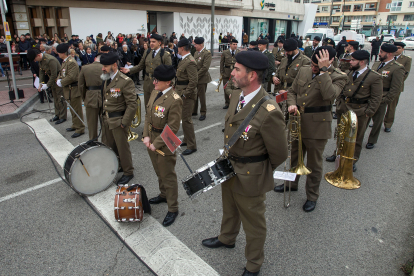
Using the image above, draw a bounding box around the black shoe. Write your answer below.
[50,115,59,122]
[180,142,187,147]
[369,123,373,127]
[242,268,260,276]
[192,113,198,116]
[149,195,167,204]
[303,200,316,212]
[118,167,123,173]
[71,132,84,138]
[199,115,206,121]
[326,154,336,162]
[202,237,235,248]
[274,184,298,193]
[222,128,225,132]
[117,174,134,185]
[223,105,229,109]
[353,164,357,172]
[182,149,197,155]
[333,113,337,119]
[48,99,53,103]
[162,211,178,227]
[384,127,391,132]
[366,143,375,149]
[55,119,66,125]
[40,100,44,103]
[66,127,76,132]
[136,82,141,85]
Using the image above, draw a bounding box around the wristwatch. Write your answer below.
[320,66,328,72]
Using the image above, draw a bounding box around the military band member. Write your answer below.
[100,52,137,184]
[272,38,285,69]
[304,36,321,59]
[192,37,212,121]
[247,40,259,51]
[143,64,182,227]
[326,50,382,172]
[338,41,358,73]
[257,39,275,93]
[121,34,172,107]
[56,43,85,138]
[202,51,288,276]
[27,48,67,125]
[175,38,198,155]
[79,53,103,140]
[274,47,348,212]
[323,38,339,68]
[383,42,412,132]
[366,44,405,149]
[220,39,241,109]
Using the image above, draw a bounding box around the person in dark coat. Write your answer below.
[370,36,382,62]
[81,47,96,65]
[336,36,348,58]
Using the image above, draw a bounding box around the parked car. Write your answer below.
[401,37,414,50]
[367,34,396,43]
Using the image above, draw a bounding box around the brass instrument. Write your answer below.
[283,110,312,207]
[128,94,142,142]
[325,110,360,189]
[215,75,223,92]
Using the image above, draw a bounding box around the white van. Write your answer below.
[304,28,335,46]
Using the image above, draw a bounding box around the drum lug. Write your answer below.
[114,207,125,210]
[123,198,136,203]
[128,206,140,210]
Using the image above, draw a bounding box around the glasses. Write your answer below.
[153,78,159,84]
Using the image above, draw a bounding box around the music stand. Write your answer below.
[0,66,22,109]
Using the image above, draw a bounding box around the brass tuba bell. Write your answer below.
[215,75,223,93]
[128,94,142,142]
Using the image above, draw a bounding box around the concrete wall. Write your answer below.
[298,4,318,37]
[157,12,174,37]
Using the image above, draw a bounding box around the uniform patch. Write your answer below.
[382,71,390,77]
[266,104,276,112]
[173,93,180,100]
[154,105,165,118]
[110,88,121,98]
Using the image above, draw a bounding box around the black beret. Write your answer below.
[250,41,258,46]
[324,37,335,47]
[394,42,406,48]
[351,50,370,60]
[153,64,176,81]
[348,41,359,47]
[100,45,111,52]
[283,38,298,51]
[56,43,69,53]
[194,37,204,44]
[258,39,268,45]
[235,51,268,70]
[39,38,47,43]
[381,43,398,53]
[150,34,163,41]
[100,52,119,65]
[230,39,238,44]
[276,38,284,44]
[314,36,321,42]
[177,38,190,47]
[27,48,41,61]
[71,34,76,37]
[311,46,336,64]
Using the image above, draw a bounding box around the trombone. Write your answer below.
[128,94,142,142]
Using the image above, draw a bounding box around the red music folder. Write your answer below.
[276,91,287,103]
[160,125,182,154]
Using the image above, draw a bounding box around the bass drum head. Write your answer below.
[70,145,118,195]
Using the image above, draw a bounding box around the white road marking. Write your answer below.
[0,178,61,203]
[209,68,218,70]
[178,122,222,139]
[5,84,32,87]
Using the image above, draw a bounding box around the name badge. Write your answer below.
[110,88,121,98]
[154,105,165,118]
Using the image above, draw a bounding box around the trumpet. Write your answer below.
[128,94,142,142]
[215,75,223,92]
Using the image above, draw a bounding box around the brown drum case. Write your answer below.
[114,185,143,222]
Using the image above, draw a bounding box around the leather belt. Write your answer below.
[228,153,269,164]
[300,105,332,113]
[176,80,189,85]
[68,82,78,87]
[149,124,163,133]
[341,95,369,104]
[383,87,390,91]
[87,86,101,90]
[107,111,125,118]
[225,65,231,68]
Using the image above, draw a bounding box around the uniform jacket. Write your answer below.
[287,66,348,139]
[129,48,172,76]
[276,51,311,88]
[39,53,61,88]
[220,49,240,78]
[224,87,288,197]
[143,88,183,155]
[372,60,405,103]
[272,47,285,62]
[304,46,317,59]
[338,52,352,73]
[337,69,383,117]
[262,49,275,83]
[175,54,198,99]
[103,71,137,130]
[194,48,212,84]
[79,61,103,109]
[395,54,412,92]
[58,56,80,99]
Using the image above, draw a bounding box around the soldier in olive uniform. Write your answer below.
[247,40,259,51]
[257,39,275,93]
[338,41,358,73]
[175,38,198,155]
[323,38,339,68]
[121,34,172,107]
[202,51,288,276]
[274,47,348,212]
[100,52,137,184]
[27,48,67,125]
[272,38,285,70]
[383,42,412,132]
[56,43,85,138]
[220,39,241,109]
[326,50,383,172]
[192,37,212,121]
[366,44,405,149]
[143,64,183,227]
[79,54,103,140]
[304,36,321,59]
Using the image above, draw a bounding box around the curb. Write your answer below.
[0,76,32,82]
[0,93,39,123]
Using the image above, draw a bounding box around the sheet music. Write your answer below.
[34,77,39,89]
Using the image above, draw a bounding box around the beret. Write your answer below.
[314,36,321,42]
[394,42,406,48]
[153,64,176,81]
[250,41,258,46]
[150,34,163,41]
[230,39,238,43]
[71,34,76,37]
[283,38,298,51]
[258,39,268,45]
[27,48,41,61]
[177,38,190,47]
[235,51,268,70]
[100,52,119,65]
[324,37,335,47]
[351,50,370,60]
[381,43,398,53]
[56,43,69,53]
[348,41,359,47]
[194,37,204,44]
[100,45,111,52]
[311,46,336,64]
[276,38,284,44]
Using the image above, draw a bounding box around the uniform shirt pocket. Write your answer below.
[312,113,332,122]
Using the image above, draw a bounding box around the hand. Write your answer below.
[56,79,62,87]
[288,105,298,115]
[127,62,131,66]
[316,49,332,70]
[143,137,151,148]
[149,144,156,152]
[275,61,281,66]
[37,86,42,92]
[41,84,48,91]
[273,76,280,85]
[120,123,125,129]
[120,67,130,74]
[33,74,36,78]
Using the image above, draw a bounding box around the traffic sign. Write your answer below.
[4,21,11,41]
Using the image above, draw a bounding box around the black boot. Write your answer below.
[38,91,45,103]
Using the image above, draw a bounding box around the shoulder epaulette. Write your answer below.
[265,103,276,112]
[334,68,346,75]
[173,93,180,100]
[395,61,404,67]
[371,70,381,76]
[120,73,130,80]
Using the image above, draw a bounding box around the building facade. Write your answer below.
[377,0,414,37]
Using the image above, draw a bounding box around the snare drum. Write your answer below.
[114,185,143,222]
[64,141,118,195]
[182,158,235,198]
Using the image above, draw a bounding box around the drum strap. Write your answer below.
[224,96,270,152]
[127,184,151,214]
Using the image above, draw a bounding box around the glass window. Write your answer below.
[333,16,340,22]
[343,5,351,12]
[391,1,402,11]
[305,32,324,40]
[365,3,376,10]
[322,6,328,11]
[354,5,362,11]
[333,5,340,11]
[364,15,373,22]
[386,3,391,9]
[410,1,414,7]
[274,20,287,40]
[250,18,269,41]
[291,21,299,36]
[387,15,397,22]
[403,15,414,21]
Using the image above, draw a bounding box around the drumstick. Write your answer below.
[79,158,90,177]
[141,138,165,156]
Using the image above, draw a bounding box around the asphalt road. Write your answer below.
[0,49,413,276]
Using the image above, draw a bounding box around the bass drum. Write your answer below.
[64,141,118,195]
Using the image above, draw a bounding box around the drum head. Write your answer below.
[70,145,118,195]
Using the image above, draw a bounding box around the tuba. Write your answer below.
[325,110,360,189]
[128,94,141,142]
[215,75,223,92]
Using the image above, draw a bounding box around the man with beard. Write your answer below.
[220,39,241,109]
[100,52,137,184]
[202,51,288,276]
[304,36,321,59]
[366,44,405,149]
[325,50,382,172]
